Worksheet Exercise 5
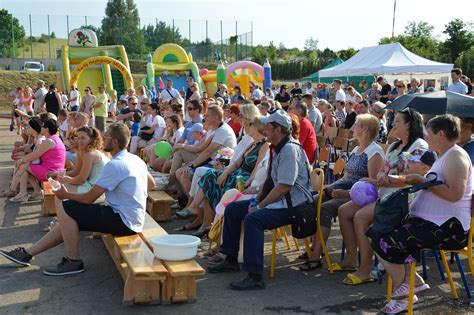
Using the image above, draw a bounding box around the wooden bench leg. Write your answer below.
[162,275,197,304]
[123,275,162,305]
[146,200,173,222]
[42,195,57,216]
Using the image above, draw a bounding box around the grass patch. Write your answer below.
[15,38,67,59]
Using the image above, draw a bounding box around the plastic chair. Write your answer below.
[387,252,459,315]
[303,168,334,273]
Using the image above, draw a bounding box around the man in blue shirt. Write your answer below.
[0,123,155,276]
[317,83,330,101]
[447,68,468,95]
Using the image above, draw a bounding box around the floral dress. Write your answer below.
[198,139,266,210]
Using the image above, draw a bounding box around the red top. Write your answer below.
[299,117,317,164]
[227,119,242,138]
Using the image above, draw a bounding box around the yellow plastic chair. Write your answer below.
[304,168,334,273]
[387,253,458,315]
[269,168,327,277]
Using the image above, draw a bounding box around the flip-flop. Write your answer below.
[330,262,358,272]
[392,282,430,299]
[382,295,418,314]
[298,260,323,271]
[173,208,197,220]
[342,273,375,285]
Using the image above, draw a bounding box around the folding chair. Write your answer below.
[337,128,353,139]
[326,126,339,144]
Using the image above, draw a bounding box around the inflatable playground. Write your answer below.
[144,43,273,98]
[57,29,133,96]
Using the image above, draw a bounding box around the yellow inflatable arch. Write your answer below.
[152,43,190,64]
[69,56,134,88]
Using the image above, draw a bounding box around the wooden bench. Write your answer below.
[139,214,205,304]
[146,190,176,222]
[103,212,205,304]
[41,181,56,216]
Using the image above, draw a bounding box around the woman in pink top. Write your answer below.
[371,115,472,313]
[15,86,34,118]
[10,119,66,203]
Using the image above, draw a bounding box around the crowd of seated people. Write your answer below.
[1,69,474,313]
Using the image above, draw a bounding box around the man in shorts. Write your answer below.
[0,123,155,276]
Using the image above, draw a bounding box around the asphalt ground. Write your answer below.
[0,117,473,314]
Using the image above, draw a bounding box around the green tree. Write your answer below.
[456,46,474,78]
[251,42,277,64]
[379,21,440,61]
[441,18,474,63]
[142,21,183,51]
[100,0,146,56]
[303,37,319,61]
[0,9,25,58]
[337,48,358,61]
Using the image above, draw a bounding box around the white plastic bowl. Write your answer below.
[150,235,201,261]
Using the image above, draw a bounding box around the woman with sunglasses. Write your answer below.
[394,81,408,100]
[80,87,95,127]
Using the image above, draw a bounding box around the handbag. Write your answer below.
[285,143,316,239]
[139,126,153,141]
[366,173,442,238]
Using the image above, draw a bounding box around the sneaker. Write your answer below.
[9,193,29,203]
[229,274,265,290]
[43,257,85,276]
[0,247,32,266]
[207,259,240,273]
[28,191,44,202]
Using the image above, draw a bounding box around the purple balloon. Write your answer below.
[350,181,378,207]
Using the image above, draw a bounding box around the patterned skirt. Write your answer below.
[198,168,251,210]
[370,216,469,264]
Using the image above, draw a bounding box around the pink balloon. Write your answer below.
[200,68,209,76]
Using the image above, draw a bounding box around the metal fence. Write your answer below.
[6,14,253,64]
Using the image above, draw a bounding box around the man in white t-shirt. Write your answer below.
[447,68,468,95]
[305,82,315,95]
[32,80,48,113]
[346,86,362,103]
[68,84,81,112]
[160,80,180,102]
[251,85,264,100]
[333,79,346,101]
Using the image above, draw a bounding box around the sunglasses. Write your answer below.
[396,85,404,88]
[140,102,149,105]
[84,89,89,92]
[130,102,138,105]
[187,107,197,111]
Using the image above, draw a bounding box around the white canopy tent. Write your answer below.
[319,43,453,78]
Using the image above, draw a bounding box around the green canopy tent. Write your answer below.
[303,57,375,93]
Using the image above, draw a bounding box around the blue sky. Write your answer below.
[2,0,473,50]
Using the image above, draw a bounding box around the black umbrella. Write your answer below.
[386,91,474,117]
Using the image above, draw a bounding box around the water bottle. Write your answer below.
[47,177,61,191]
[249,197,259,208]
[236,176,245,192]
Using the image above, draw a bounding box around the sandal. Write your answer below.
[331,262,358,272]
[298,260,323,271]
[342,273,375,285]
[9,193,29,203]
[382,295,418,314]
[42,218,59,232]
[173,208,197,220]
[392,282,430,299]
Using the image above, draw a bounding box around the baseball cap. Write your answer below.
[402,147,436,167]
[189,123,204,133]
[259,109,292,129]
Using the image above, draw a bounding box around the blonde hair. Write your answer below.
[240,104,260,121]
[372,83,381,90]
[355,114,380,142]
